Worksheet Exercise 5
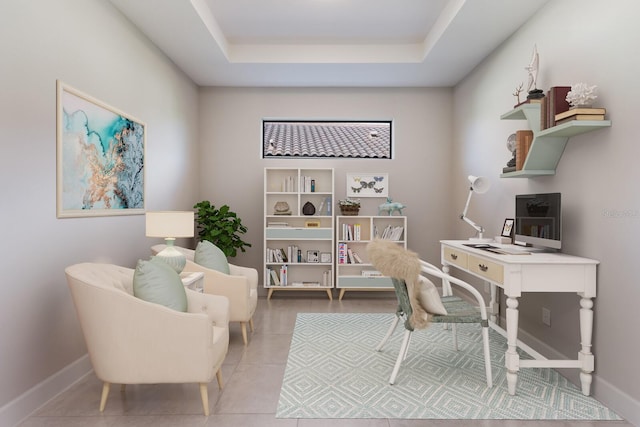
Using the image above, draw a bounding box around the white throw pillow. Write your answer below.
[416,276,448,315]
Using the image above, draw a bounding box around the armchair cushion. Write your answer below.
[194,240,230,275]
[133,257,187,312]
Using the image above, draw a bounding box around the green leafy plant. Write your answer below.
[193,201,251,258]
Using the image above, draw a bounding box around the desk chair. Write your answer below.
[368,240,492,387]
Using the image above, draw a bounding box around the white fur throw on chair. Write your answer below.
[366,239,446,329]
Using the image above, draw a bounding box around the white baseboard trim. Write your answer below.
[0,354,92,427]
[494,316,640,426]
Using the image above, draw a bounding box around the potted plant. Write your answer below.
[193,201,251,257]
[338,198,361,216]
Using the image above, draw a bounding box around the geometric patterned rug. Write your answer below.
[277,313,621,420]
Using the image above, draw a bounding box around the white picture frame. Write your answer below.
[346,173,388,197]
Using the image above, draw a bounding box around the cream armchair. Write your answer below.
[152,244,258,345]
[65,262,229,416]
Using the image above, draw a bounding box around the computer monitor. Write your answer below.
[514,193,561,250]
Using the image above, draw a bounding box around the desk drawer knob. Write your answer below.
[479,264,488,272]
[450,254,458,260]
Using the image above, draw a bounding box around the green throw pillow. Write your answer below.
[133,257,187,312]
[194,240,230,274]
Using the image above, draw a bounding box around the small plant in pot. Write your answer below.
[193,201,251,257]
[338,198,361,216]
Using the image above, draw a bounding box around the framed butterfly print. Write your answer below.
[346,173,389,198]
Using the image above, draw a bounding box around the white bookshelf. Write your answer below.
[335,215,407,300]
[264,168,334,300]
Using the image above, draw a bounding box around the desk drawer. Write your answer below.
[443,247,468,269]
[468,255,504,284]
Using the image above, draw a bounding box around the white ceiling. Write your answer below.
[109,0,549,87]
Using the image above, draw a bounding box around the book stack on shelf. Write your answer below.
[266,265,288,286]
[300,176,316,192]
[555,108,606,125]
[341,223,361,241]
[337,242,363,264]
[375,224,405,240]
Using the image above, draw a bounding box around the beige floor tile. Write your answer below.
[215,363,286,414]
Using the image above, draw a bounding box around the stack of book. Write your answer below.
[540,86,571,130]
[515,130,533,171]
[554,108,606,125]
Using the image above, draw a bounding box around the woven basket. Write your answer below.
[340,206,360,216]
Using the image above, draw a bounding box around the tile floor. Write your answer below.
[19,295,631,427]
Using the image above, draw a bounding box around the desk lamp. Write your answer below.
[145,211,194,273]
[460,175,492,242]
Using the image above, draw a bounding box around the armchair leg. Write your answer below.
[216,368,224,389]
[241,322,248,345]
[99,382,110,412]
[249,317,254,332]
[199,383,209,416]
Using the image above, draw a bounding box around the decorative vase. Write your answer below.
[302,201,316,216]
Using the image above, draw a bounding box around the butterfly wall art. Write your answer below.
[346,173,389,198]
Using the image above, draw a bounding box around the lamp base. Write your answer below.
[154,240,186,273]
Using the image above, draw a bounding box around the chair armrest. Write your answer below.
[419,260,489,321]
[183,261,251,301]
[185,289,230,327]
[229,263,259,290]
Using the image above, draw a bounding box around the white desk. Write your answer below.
[440,240,598,396]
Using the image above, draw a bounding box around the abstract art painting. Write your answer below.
[56,81,145,218]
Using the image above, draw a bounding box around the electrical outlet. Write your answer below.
[542,307,551,326]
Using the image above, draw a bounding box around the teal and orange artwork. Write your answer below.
[58,82,144,216]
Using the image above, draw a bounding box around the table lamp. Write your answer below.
[460,175,492,242]
[145,211,194,273]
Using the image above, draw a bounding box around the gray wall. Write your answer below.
[0,0,200,424]
[452,0,639,423]
[198,86,454,280]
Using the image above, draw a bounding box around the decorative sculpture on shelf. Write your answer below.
[505,133,517,168]
[566,83,598,108]
[513,83,524,106]
[525,45,544,101]
[378,197,406,216]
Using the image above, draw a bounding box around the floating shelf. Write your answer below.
[501,104,611,178]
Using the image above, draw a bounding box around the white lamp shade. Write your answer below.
[145,211,195,238]
[468,175,490,194]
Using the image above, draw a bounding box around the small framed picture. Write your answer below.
[501,218,515,237]
[320,252,332,263]
[307,250,320,263]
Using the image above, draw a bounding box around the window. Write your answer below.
[263,120,392,159]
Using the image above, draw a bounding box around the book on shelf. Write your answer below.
[338,242,347,264]
[362,270,383,277]
[502,166,517,173]
[515,130,533,171]
[269,268,280,286]
[555,114,605,125]
[279,264,287,286]
[347,248,356,264]
[290,281,322,287]
[282,176,296,192]
[267,221,289,227]
[555,107,606,122]
[322,270,332,288]
[546,86,571,129]
[352,252,363,264]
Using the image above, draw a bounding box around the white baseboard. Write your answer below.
[0,355,92,427]
[494,316,640,426]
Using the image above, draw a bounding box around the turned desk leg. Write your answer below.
[505,296,520,395]
[579,297,595,396]
[489,282,499,324]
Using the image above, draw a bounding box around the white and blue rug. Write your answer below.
[276,313,621,420]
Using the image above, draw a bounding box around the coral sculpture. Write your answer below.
[566,83,598,108]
